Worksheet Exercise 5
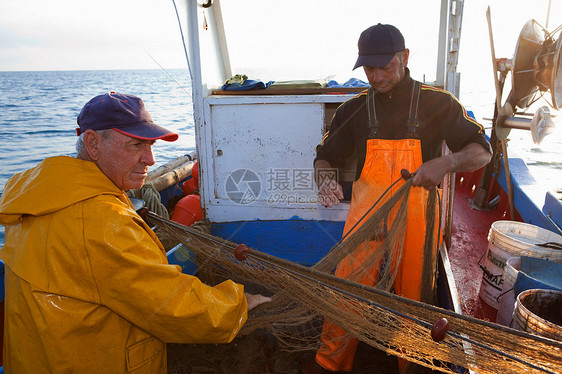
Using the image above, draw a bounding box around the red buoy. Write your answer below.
[430,317,450,342]
[234,244,250,261]
[171,194,203,226]
[181,178,198,195]
[400,168,412,180]
[181,161,199,195]
[192,161,199,184]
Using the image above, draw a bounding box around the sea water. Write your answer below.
[0,69,561,247]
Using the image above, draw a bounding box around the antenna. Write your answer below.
[546,0,552,29]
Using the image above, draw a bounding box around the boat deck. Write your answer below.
[449,169,521,322]
[168,336,399,374]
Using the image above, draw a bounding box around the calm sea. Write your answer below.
[0,69,561,246]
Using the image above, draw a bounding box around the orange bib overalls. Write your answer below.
[316,84,439,373]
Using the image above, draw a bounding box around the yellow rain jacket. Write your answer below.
[0,156,248,374]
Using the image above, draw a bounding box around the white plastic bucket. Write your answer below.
[513,289,562,341]
[478,221,562,309]
[496,257,521,326]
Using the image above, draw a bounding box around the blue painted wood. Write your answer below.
[496,157,561,233]
[159,178,189,208]
[210,220,345,266]
[543,192,562,234]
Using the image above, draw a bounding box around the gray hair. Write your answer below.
[76,129,113,159]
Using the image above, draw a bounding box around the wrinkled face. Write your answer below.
[363,50,409,93]
[95,130,156,190]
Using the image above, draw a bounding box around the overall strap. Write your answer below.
[366,87,380,139]
[406,80,422,138]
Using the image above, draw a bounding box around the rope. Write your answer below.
[142,184,562,374]
[128,183,169,219]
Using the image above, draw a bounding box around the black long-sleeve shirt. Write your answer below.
[315,69,491,180]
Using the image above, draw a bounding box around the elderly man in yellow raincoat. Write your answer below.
[0,92,270,373]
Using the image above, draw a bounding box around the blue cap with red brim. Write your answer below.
[76,92,178,142]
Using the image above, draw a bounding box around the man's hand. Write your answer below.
[411,157,449,189]
[245,293,272,311]
[314,159,344,207]
[412,143,491,190]
[318,178,344,207]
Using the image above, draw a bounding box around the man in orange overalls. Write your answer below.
[303,24,492,374]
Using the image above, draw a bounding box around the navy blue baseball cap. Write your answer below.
[353,24,406,70]
[76,92,178,142]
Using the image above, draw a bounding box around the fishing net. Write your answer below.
[145,178,562,374]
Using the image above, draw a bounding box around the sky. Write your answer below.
[1,0,561,98]
[1,0,560,72]
[0,0,189,72]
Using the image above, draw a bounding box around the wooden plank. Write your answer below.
[440,243,463,315]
